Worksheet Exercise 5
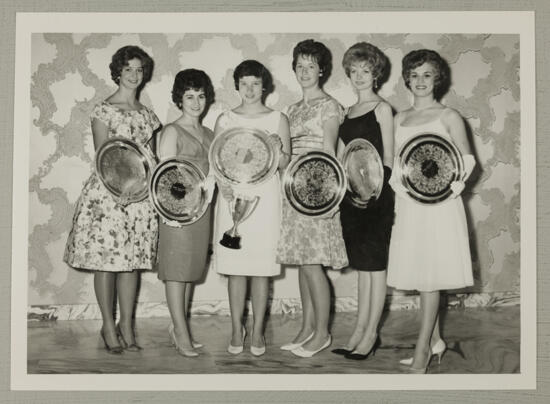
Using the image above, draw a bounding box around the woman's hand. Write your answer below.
[389,176,409,198]
[268,133,283,151]
[202,175,216,204]
[450,180,465,198]
[217,180,234,202]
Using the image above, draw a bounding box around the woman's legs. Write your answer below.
[412,290,440,370]
[353,270,387,354]
[228,275,247,346]
[300,264,331,351]
[183,282,199,343]
[165,280,195,351]
[250,276,269,347]
[343,270,371,350]
[291,267,315,344]
[94,271,119,347]
[431,314,442,343]
[183,282,193,317]
[116,270,139,345]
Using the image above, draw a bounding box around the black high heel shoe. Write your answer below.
[331,348,353,356]
[116,324,143,352]
[100,328,124,355]
[344,336,381,360]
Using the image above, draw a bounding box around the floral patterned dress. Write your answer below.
[276,96,349,269]
[64,102,161,272]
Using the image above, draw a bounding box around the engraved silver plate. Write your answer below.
[149,158,208,226]
[209,127,279,188]
[397,133,464,204]
[342,138,384,208]
[282,151,347,216]
[95,137,156,204]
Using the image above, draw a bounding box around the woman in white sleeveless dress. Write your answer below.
[387,49,476,373]
[213,60,291,356]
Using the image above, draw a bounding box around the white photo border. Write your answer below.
[12,11,536,391]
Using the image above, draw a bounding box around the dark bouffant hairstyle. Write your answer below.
[402,49,451,99]
[292,39,333,87]
[109,45,154,86]
[233,59,274,96]
[342,42,390,91]
[171,69,215,110]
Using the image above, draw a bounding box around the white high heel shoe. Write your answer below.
[227,326,247,355]
[291,335,332,358]
[250,335,266,356]
[280,332,314,351]
[399,339,447,365]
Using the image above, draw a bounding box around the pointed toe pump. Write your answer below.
[227,326,247,355]
[100,328,124,355]
[116,324,143,352]
[344,336,381,361]
[280,332,314,351]
[399,339,446,366]
[291,335,332,358]
[168,325,199,358]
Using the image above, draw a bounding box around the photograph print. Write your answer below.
[12,12,535,390]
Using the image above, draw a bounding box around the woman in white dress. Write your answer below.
[213,60,291,356]
[387,49,476,373]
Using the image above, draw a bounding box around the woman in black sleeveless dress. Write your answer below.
[333,42,395,360]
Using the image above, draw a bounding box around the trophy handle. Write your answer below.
[240,196,259,223]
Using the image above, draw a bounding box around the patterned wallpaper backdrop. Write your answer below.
[29,33,520,308]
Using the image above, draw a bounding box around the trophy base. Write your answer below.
[220,233,241,249]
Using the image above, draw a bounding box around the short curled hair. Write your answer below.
[109,45,154,86]
[402,49,451,99]
[171,69,215,110]
[233,59,274,96]
[342,42,390,91]
[292,39,332,87]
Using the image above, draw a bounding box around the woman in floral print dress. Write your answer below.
[64,46,160,354]
[277,39,348,358]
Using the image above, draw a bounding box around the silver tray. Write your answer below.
[95,137,156,204]
[282,151,347,216]
[149,158,209,226]
[397,132,464,204]
[341,138,384,208]
[208,126,279,188]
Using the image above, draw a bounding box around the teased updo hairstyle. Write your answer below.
[402,49,451,99]
[233,59,274,96]
[342,42,390,92]
[109,45,154,86]
[292,39,333,88]
[171,69,215,111]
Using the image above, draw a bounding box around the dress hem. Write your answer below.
[387,281,474,293]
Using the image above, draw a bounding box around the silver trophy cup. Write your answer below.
[220,194,260,249]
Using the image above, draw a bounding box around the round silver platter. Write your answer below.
[149,158,209,226]
[209,127,279,188]
[397,132,464,204]
[341,138,384,208]
[95,137,156,204]
[282,151,347,216]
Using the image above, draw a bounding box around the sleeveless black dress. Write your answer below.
[338,107,395,271]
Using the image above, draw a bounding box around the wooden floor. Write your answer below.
[27,306,519,374]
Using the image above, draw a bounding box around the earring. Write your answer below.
[374,78,378,89]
